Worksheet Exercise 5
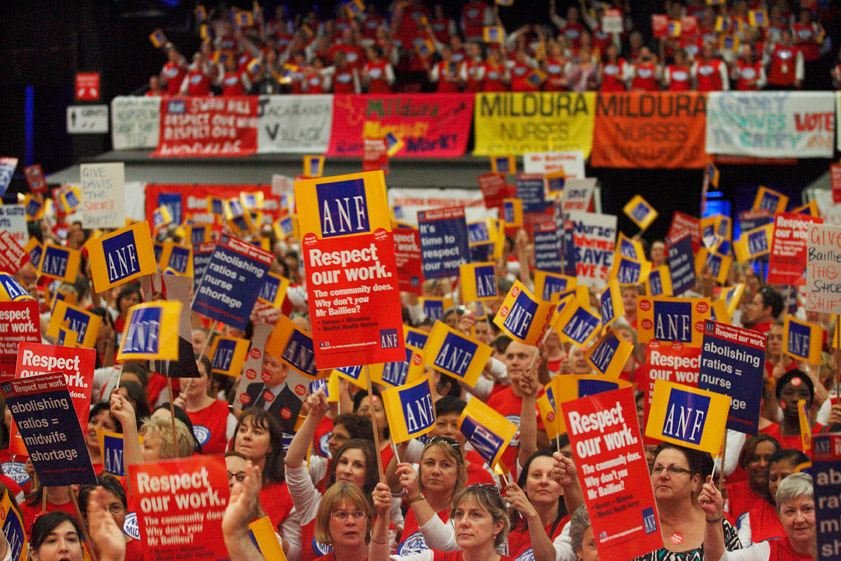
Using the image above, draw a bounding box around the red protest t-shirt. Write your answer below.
[746,498,785,544]
[762,424,809,455]
[186,399,229,455]
[465,451,495,485]
[397,507,449,555]
[768,537,812,560]
[313,416,334,458]
[435,552,513,561]
[260,481,295,532]
[508,515,569,560]
[20,498,77,532]
[726,480,764,519]
[485,387,543,474]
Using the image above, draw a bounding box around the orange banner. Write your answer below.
[591,92,707,169]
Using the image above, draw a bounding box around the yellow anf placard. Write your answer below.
[792,200,818,217]
[599,279,624,329]
[158,241,193,277]
[24,238,43,269]
[209,336,251,377]
[458,397,518,469]
[623,194,658,231]
[694,247,732,284]
[38,243,81,283]
[585,330,634,378]
[369,347,425,388]
[422,321,492,388]
[797,399,811,452]
[1,490,28,561]
[646,266,673,297]
[733,224,773,263]
[615,232,645,262]
[0,273,33,302]
[636,296,710,347]
[490,156,515,174]
[404,325,429,350]
[117,301,182,362]
[257,272,290,309]
[47,301,102,348]
[460,262,498,303]
[382,376,436,443]
[533,271,577,302]
[645,380,731,455]
[86,222,158,293]
[249,517,288,561]
[502,198,523,228]
[753,186,788,214]
[265,315,319,379]
[494,280,557,345]
[303,155,325,178]
[783,316,823,365]
[610,255,652,286]
[551,297,601,347]
[294,170,391,239]
[720,283,744,317]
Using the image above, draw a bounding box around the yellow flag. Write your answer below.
[381,377,436,443]
[422,321,492,388]
[783,316,823,365]
[460,262,498,302]
[38,243,81,282]
[495,280,556,345]
[209,336,250,377]
[458,398,518,469]
[249,517,288,561]
[753,186,788,214]
[86,222,158,293]
[117,301,182,362]
[623,195,658,230]
[294,171,391,238]
[645,380,731,455]
[47,301,102,348]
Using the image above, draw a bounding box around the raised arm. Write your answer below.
[285,391,328,470]
[223,462,267,561]
[369,482,392,560]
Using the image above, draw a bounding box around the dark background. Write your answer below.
[0,0,836,243]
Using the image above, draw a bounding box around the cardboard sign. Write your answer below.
[805,223,841,314]
[645,380,731,455]
[667,234,696,295]
[697,321,765,435]
[0,207,28,248]
[0,231,30,275]
[560,178,596,213]
[381,377,436,443]
[0,491,28,561]
[38,243,81,283]
[418,207,470,279]
[733,223,773,263]
[646,266,672,297]
[768,212,823,286]
[561,386,663,561]
[458,397,518,469]
[0,302,40,379]
[753,186,789,214]
[209,336,250,377]
[86,221,158,293]
[1,372,98,486]
[79,162,126,229]
[128,455,230,561]
[495,280,557,345]
[294,170,390,237]
[636,296,710,347]
[393,228,424,294]
[117,302,182,362]
[423,321,492,388]
[611,255,651,286]
[265,315,318,379]
[192,241,216,292]
[192,236,274,330]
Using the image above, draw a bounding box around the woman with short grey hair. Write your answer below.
[568,505,597,561]
[700,472,815,561]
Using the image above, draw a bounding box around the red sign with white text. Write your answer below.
[831,164,841,204]
[561,386,664,561]
[303,229,406,369]
[24,164,48,195]
[363,138,389,174]
[667,212,701,254]
[0,301,40,379]
[153,96,258,157]
[477,173,511,210]
[75,73,100,101]
[128,455,230,561]
[0,231,30,274]
[768,212,823,286]
[393,228,424,295]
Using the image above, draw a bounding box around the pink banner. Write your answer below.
[152,97,258,157]
[328,94,473,157]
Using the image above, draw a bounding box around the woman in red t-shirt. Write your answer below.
[173,356,232,455]
[79,475,145,561]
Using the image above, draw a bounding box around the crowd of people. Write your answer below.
[0,182,836,561]
[143,0,841,98]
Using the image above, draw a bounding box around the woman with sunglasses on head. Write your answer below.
[393,436,467,555]
[370,481,513,561]
[286,391,380,561]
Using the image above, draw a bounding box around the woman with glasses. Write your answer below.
[393,436,467,555]
[632,443,741,561]
[314,483,375,561]
[506,450,570,561]
[370,481,513,561]
[79,474,143,561]
[286,391,380,561]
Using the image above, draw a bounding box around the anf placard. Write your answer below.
[561,386,663,560]
[86,221,157,293]
[381,376,436,443]
[117,302,182,362]
[494,280,556,345]
[128,455,230,561]
[636,296,710,347]
[645,380,731,455]
[423,321,492,388]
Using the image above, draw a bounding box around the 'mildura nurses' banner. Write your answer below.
[153,96,258,157]
[327,94,473,157]
[591,92,707,168]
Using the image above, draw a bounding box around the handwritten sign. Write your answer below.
[805,223,841,314]
[79,163,126,229]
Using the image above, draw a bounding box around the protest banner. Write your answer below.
[0,231,30,275]
[79,162,126,229]
[111,95,161,149]
[533,271,577,302]
[523,151,586,179]
[423,321,492,388]
[117,301,182,362]
[495,280,557,345]
[561,386,663,561]
[566,211,617,289]
[592,92,707,168]
[153,96,258,157]
[368,346,425,388]
[706,92,835,158]
[805,223,841,314]
[473,93,595,156]
[46,301,101,349]
[295,171,405,368]
[0,302,40,379]
[768,212,823,285]
[393,228,424,294]
[1,372,98,486]
[381,376,436,442]
[586,330,634,379]
[645,380,731,455]
[418,206,470,279]
[697,321,765,435]
[256,94,332,153]
[86,222,158,293]
[477,173,510,210]
[667,234,696,295]
[38,243,81,283]
[24,163,47,195]
[328,94,473,157]
[0,158,17,197]
[0,207,28,248]
[192,236,274,330]
[0,491,27,561]
[784,316,823,365]
[458,397,518,469]
[128,455,230,561]
[637,296,710,347]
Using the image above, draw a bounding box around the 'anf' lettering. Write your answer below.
[316,178,370,237]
